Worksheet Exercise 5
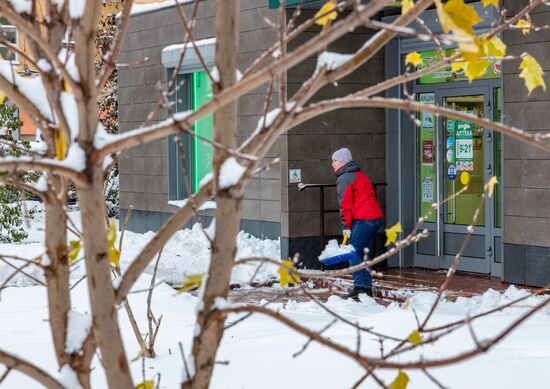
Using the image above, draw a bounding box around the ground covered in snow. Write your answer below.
[2,278,550,388]
[0,202,281,288]
[1,204,550,388]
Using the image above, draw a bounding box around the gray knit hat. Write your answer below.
[331,148,353,164]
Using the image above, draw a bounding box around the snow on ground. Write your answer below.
[1,277,550,388]
[0,202,280,288]
[2,204,550,388]
[120,225,280,286]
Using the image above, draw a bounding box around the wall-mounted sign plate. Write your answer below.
[289,169,302,184]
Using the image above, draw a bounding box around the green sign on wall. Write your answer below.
[455,120,473,163]
[192,72,213,192]
[417,49,502,84]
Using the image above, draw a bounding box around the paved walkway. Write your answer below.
[372,267,535,304]
[227,267,538,305]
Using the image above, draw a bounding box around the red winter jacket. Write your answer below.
[336,161,383,229]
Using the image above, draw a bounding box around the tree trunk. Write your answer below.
[44,197,70,366]
[79,169,133,388]
[186,1,241,388]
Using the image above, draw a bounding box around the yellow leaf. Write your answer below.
[435,0,481,53]
[385,222,403,247]
[389,371,410,389]
[314,1,337,26]
[405,52,422,67]
[277,259,300,288]
[486,36,506,58]
[107,219,117,247]
[485,176,498,198]
[519,54,546,95]
[177,273,205,293]
[107,220,120,266]
[68,240,82,263]
[55,129,67,160]
[451,37,505,82]
[401,0,414,15]
[463,58,489,82]
[62,78,71,92]
[481,0,498,7]
[435,0,481,35]
[451,61,465,73]
[109,246,120,267]
[135,380,154,389]
[516,19,531,35]
[0,91,5,104]
[407,330,423,344]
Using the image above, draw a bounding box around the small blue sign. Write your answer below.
[447,120,455,133]
[447,164,457,180]
[447,136,455,149]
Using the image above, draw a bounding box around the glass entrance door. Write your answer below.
[416,86,502,275]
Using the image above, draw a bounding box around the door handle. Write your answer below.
[487,246,493,258]
[487,163,493,175]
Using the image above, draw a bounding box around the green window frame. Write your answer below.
[168,70,214,200]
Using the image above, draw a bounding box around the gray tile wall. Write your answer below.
[281,9,386,261]
[118,0,281,238]
[503,2,550,248]
[502,0,550,285]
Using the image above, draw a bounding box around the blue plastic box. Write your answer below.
[319,250,357,266]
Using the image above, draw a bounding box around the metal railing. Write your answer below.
[298,182,387,254]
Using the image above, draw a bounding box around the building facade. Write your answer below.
[118,0,550,286]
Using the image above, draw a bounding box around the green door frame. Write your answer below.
[412,80,503,277]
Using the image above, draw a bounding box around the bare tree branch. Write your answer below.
[0,349,63,389]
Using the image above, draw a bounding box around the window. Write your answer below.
[168,71,214,200]
[0,17,18,62]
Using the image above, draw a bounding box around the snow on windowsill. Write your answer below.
[168,200,216,211]
[162,37,216,54]
[127,0,194,17]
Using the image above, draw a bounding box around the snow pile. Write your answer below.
[0,204,280,288]
[119,225,280,286]
[318,239,355,261]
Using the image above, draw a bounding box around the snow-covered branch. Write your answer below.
[0,156,87,186]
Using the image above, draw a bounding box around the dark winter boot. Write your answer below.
[343,286,373,299]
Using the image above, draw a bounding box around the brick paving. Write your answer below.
[226,268,538,305]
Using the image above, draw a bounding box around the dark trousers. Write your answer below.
[348,218,383,288]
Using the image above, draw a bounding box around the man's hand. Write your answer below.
[343,229,351,237]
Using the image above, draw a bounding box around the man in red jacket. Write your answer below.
[332,148,383,298]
